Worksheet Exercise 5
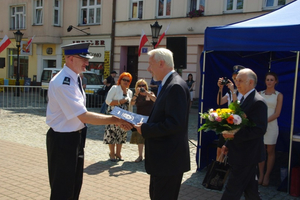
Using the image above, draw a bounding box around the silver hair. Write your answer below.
[147,48,174,69]
[239,68,257,87]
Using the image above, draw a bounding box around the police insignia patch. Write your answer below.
[63,77,71,85]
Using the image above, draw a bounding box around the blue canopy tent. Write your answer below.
[197,0,300,192]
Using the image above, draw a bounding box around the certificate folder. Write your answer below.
[110,107,149,125]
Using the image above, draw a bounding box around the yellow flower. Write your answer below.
[216,108,234,115]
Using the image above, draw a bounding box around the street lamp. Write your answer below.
[150,21,162,48]
[67,25,90,35]
[14,30,23,96]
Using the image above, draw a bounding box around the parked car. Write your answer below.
[82,70,105,107]
[40,68,104,107]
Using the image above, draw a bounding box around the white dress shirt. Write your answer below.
[46,65,87,132]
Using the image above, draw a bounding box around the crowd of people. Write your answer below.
[45,42,283,200]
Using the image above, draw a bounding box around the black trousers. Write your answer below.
[221,164,261,200]
[149,173,183,200]
[46,127,87,200]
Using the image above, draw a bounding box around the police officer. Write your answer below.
[46,42,132,200]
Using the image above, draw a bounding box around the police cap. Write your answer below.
[62,42,94,59]
[232,65,245,75]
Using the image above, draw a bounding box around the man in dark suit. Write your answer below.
[221,68,268,200]
[135,48,191,200]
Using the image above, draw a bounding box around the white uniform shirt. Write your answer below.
[46,65,87,132]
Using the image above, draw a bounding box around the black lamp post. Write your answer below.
[67,25,90,35]
[14,30,23,96]
[150,21,162,48]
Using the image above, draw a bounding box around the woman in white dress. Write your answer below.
[258,72,283,186]
[104,72,133,162]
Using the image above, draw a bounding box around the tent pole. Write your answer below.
[287,51,299,194]
[268,52,272,71]
[198,51,207,169]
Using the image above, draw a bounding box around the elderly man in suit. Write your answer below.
[221,68,268,200]
[135,48,190,200]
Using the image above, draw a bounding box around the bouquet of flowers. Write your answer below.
[198,101,251,135]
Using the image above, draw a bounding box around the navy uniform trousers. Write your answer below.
[46,127,87,200]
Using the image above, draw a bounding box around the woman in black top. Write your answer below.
[130,79,156,162]
[186,74,195,109]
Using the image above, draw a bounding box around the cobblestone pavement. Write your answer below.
[0,107,298,199]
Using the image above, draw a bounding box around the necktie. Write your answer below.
[78,77,83,95]
[157,83,162,96]
[240,96,244,104]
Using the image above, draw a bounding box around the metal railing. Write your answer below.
[0,85,104,109]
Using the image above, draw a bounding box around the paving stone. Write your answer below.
[0,108,298,199]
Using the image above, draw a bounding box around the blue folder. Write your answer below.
[110,106,149,125]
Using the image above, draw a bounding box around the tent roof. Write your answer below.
[204,0,300,51]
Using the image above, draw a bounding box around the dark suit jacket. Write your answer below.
[226,90,267,166]
[141,72,191,176]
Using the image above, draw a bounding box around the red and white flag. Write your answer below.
[26,35,35,50]
[0,35,12,53]
[138,30,148,57]
[154,23,170,49]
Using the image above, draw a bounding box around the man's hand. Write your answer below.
[134,123,143,134]
[221,145,229,155]
[222,133,234,139]
[115,118,133,131]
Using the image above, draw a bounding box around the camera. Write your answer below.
[220,77,230,85]
[140,88,145,92]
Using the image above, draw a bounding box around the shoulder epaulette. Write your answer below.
[63,77,71,85]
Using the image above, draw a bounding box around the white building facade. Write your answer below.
[0,0,291,99]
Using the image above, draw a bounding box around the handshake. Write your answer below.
[114,117,134,131]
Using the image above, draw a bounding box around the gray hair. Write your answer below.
[240,68,257,87]
[147,48,174,69]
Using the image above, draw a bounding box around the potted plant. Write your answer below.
[188,9,203,18]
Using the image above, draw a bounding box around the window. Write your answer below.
[264,0,285,8]
[157,0,171,17]
[189,0,205,12]
[34,0,43,25]
[80,0,101,25]
[225,0,243,12]
[10,5,26,30]
[131,0,143,19]
[54,0,61,26]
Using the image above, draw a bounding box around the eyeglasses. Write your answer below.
[122,79,130,83]
[138,85,146,87]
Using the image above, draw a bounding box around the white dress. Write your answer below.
[260,90,279,145]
